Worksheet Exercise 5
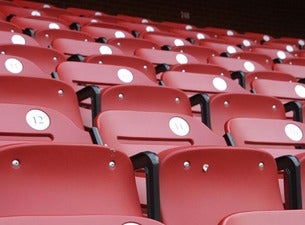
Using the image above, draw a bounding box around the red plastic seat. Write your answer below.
[134,48,201,67]
[206,93,287,136]
[85,55,157,81]
[208,56,271,73]
[230,52,273,71]
[35,29,94,48]
[171,63,231,76]
[0,44,65,75]
[0,215,165,225]
[57,61,157,91]
[242,31,273,44]
[141,32,192,49]
[117,21,162,36]
[172,45,218,64]
[10,16,69,33]
[219,210,305,225]
[250,45,294,61]
[95,85,226,156]
[0,30,40,46]
[245,71,296,90]
[225,117,305,154]
[273,63,305,79]
[295,152,305,207]
[52,38,124,58]
[0,5,46,18]
[66,7,106,17]
[0,76,92,144]
[81,24,134,41]
[0,143,142,216]
[107,38,159,56]
[157,147,284,225]
[283,57,305,66]
[199,39,243,55]
[14,0,54,9]
[0,53,48,78]
[200,26,239,37]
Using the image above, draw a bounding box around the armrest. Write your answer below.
[76,85,101,126]
[189,93,211,127]
[276,155,302,209]
[231,71,246,88]
[284,101,303,122]
[155,63,170,74]
[131,151,160,221]
[67,54,85,62]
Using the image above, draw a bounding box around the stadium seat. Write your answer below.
[0,44,66,75]
[35,29,94,48]
[242,31,273,44]
[107,38,159,55]
[141,32,192,49]
[208,55,271,73]
[0,215,165,225]
[250,45,294,61]
[0,143,143,216]
[230,52,274,71]
[85,54,157,81]
[171,63,231,76]
[94,85,226,156]
[283,57,305,66]
[172,45,218,64]
[0,53,48,78]
[0,5,46,19]
[0,30,40,46]
[219,210,305,225]
[66,7,107,17]
[170,28,214,44]
[245,71,297,90]
[117,21,162,37]
[156,147,291,225]
[0,76,92,144]
[52,38,124,59]
[13,0,54,9]
[56,61,157,92]
[203,93,288,136]
[134,48,201,71]
[199,39,243,55]
[10,16,70,35]
[218,35,256,49]
[200,26,239,37]
[81,23,134,41]
[273,63,305,79]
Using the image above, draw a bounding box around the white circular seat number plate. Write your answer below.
[5,58,23,74]
[26,110,50,131]
[295,85,305,98]
[11,35,26,45]
[213,77,227,91]
[285,124,303,141]
[169,117,190,136]
[117,68,134,83]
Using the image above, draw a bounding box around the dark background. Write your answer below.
[34,0,305,38]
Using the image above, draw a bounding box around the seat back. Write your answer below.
[0,76,91,144]
[96,85,226,156]
[158,147,284,225]
[273,63,305,79]
[57,61,157,91]
[219,210,305,225]
[225,118,305,149]
[208,93,287,136]
[208,56,271,73]
[0,144,142,216]
[52,38,124,57]
[0,31,40,46]
[0,44,65,75]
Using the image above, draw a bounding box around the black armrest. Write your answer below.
[276,155,302,209]
[23,28,35,37]
[161,45,172,51]
[67,54,85,62]
[69,22,81,31]
[189,93,211,127]
[76,85,101,126]
[155,63,170,74]
[231,71,246,88]
[223,133,236,146]
[89,126,103,145]
[131,151,160,221]
[284,101,303,122]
